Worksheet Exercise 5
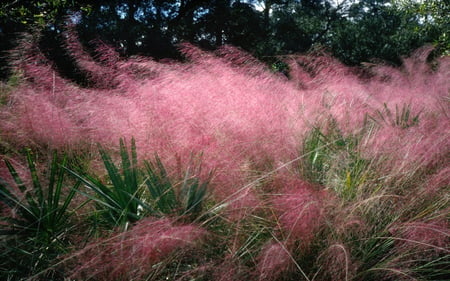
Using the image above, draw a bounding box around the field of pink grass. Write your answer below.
[0,32,448,280]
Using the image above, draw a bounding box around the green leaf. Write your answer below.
[97,143,125,201]
[4,159,26,193]
[144,155,177,214]
[26,149,43,208]
[0,149,82,277]
[66,139,152,227]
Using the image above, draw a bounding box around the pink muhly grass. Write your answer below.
[368,47,449,112]
[271,178,327,250]
[359,50,449,178]
[209,256,251,281]
[3,31,449,210]
[329,209,366,240]
[121,46,306,201]
[361,113,449,181]
[379,219,450,280]
[389,220,449,255]
[64,24,172,92]
[256,241,294,281]
[0,155,31,189]
[8,33,69,92]
[287,51,374,133]
[316,243,356,281]
[217,188,262,221]
[0,158,18,217]
[0,154,36,218]
[12,94,81,148]
[67,218,206,280]
[63,24,120,89]
[88,38,122,69]
[423,167,450,195]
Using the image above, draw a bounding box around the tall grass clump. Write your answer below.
[299,119,371,201]
[67,138,213,230]
[0,150,83,280]
[0,27,448,280]
[65,218,207,280]
[143,152,213,220]
[67,138,150,229]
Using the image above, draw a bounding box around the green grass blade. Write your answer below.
[47,150,58,212]
[119,138,133,192]
[0,178,17,208]
[185,179,199,213]
[53,154,67,211]
[74,189,122,215]
[97,143,126,205]
[119,138,139,214]
[131,138,138,179]
[187,179,208,215]
[64,167,122,210]
[154,153,178,210]
[55,180,81,223]
[144,158,176,213]
[181,166,193,210]
[155,155,177,211]
[154,153,168,180]
[4,158,40,218]
[0,185,40,229]
[25,149,44,207]
[26,149,42,197]
[4,159,26,193]
[180,163,211,216]
[143,160,163,199]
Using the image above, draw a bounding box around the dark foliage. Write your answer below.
[1,0,448,82]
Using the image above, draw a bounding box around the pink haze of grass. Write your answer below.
[67,218,206,280]
[0,32,449,280]
[2,36,448,201]
[271,178,327,248]
[256,242,293,280]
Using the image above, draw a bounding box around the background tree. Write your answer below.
[329,0,449,65]
[0,1,92,80]
[1,0,448,82]
[393,0,449,56]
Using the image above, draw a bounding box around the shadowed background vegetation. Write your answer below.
[1,0,449,82]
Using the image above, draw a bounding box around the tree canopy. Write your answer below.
[1,0,448,80]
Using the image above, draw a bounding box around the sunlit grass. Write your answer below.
[0,34,448,280]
